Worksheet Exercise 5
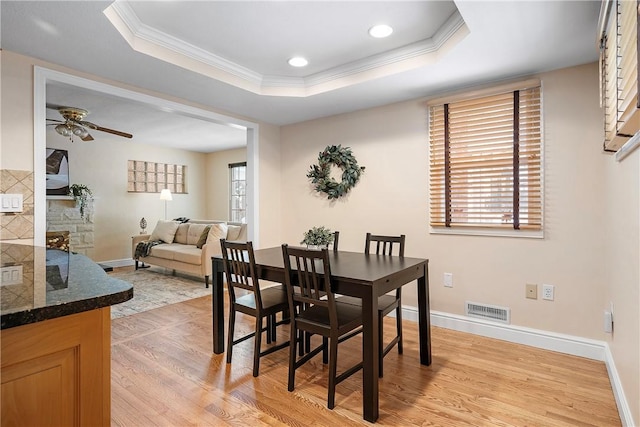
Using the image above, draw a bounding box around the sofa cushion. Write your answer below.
[150,220,180,243]
[174,223,190,244]
[227,224,242,241]
[205,223,228,246]
[195,225,211,249]
[148,243,177,259]
[172,245,202,265]
[187,224,210,246]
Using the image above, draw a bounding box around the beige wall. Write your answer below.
[205,148,247,221]
[280,64,605,338]
[604,149,640,422]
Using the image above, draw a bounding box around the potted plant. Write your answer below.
[301,226,334,249]
[68,183,93,221]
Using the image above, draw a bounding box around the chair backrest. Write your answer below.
[220,239,262,306]
[332,231,340,251]
[365,233,406,257]
[281,244,338,325]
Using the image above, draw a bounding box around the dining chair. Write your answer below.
[339,233,406,377]
[281,244,363,409]
[220,239,290,377]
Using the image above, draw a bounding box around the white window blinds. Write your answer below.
[429,85,542,230]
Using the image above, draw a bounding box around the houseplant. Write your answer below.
[68,183,93,221]
[301,226,334,249]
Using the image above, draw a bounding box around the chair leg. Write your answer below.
[226,305,236,364]
[327,335,339,409]
[204,275,209,288]
[396,304,403,354]
[253,316,262,377]
[266,315,273,344]
[288,322,297,392]
[378,312,385,378]
[322,337,329,364]
[270,314,277,342]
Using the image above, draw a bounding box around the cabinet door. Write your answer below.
[1,308,110,427]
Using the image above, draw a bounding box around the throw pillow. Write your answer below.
[196,225,212,249]
[174,223,190,244]
[205,223,228,246]
[150,220,180,243]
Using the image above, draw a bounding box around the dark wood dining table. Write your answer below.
[211,247,431,423]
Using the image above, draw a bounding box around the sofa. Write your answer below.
[132,219,247,287]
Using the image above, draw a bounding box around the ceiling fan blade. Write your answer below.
[79,121,132,139]
[46,118,64,123]
[81,132,94,142]
[46,103,67,110]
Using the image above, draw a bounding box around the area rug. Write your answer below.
[108,269,211,319]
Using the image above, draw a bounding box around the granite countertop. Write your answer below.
[1,244,133,329]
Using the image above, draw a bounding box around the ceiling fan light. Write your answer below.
[72,125,88,137]
[55,124,71,137]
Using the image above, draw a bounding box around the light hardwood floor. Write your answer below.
[111,294,621,426]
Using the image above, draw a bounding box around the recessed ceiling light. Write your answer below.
[288,57,309,67]
[369,24,393,38]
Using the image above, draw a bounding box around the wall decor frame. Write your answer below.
[45,148,69,196]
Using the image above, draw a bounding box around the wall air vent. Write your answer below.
[465,301,511,324]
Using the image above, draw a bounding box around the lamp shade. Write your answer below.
[159,189,172,201]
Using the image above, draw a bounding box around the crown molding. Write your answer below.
[104,3,467,97]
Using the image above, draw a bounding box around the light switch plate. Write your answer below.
[0,194,23,213]
[0,265,23,286]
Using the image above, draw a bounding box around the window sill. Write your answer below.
[430,227,543,239]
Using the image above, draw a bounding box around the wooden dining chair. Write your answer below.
[281,244,363,409]
[220,239,290,377]
[339,233,406,377]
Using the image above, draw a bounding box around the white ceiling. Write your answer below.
[1,1,600,152]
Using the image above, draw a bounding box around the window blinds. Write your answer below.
[600,0,639,151]
[429,86,542,230]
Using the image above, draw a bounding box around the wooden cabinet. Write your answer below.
[599,0,640,152]
[1,308,111,426]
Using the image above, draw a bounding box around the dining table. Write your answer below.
[211,247,431,423]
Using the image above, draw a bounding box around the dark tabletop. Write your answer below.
[1,245,133,329]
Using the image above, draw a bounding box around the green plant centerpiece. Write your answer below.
[301,226,334,249]
[68,183,93,221]
[307,145,365,200]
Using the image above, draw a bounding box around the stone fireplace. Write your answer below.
[46,198,94,256]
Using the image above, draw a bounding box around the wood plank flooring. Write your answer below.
[111,295,621,426]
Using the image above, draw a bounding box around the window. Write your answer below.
[428,81,542,233]
[599,0,639,152]
[229,162,246,223]
[127,160,187,194]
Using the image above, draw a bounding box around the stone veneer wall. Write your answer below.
[46,199,94,257]
[0,170,35,240]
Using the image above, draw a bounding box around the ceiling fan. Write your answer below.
[46,104,133,142]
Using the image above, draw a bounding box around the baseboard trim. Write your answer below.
[399,307,632,426]
[99,258,135,268]
[604,343,636,427]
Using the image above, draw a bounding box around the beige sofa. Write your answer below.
[132,219,247,287]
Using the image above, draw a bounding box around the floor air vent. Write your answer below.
[465,301,511,324]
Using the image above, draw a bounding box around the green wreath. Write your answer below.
[307,145,365,200]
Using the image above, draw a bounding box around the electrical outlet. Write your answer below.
[542,284,554,301]
[444,272,453,288]
[526,284,537,299]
